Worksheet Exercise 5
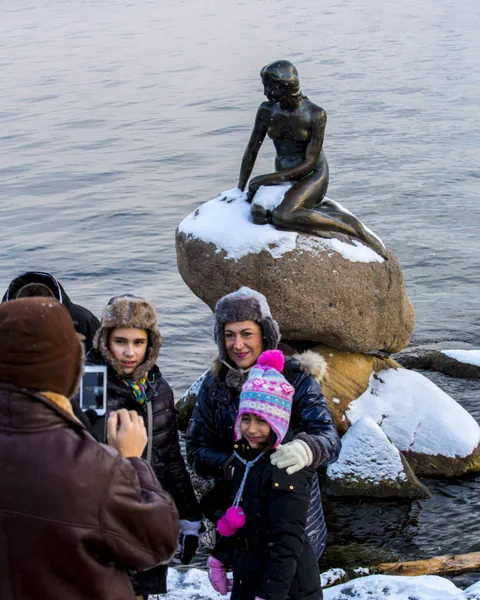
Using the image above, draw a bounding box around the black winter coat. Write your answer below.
[214,440,322,600]
[186,356,341,558]
[85,350,202,595]
[3,272,100,351]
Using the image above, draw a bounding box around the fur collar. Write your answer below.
[39,392,81,424]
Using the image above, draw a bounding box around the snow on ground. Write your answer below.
[323,574,480,600]
[327,417,408,482]
[161,569,480,600]
[347,368,480,458]
[441,349,480,367]
[178,187,384,263]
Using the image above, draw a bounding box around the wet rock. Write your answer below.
[395,344,480,379]
[326,417,431,500]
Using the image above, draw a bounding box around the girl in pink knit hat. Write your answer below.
[207,349,323,600]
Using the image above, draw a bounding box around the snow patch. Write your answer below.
[347,369,480,458]
[252,183,292,210]
[163,568,230,599]
[321,568,347,587]
[441,349,480,367]
[178,187,384,263]
[327,417,408,483]
[353,567,371,575]
[323,574,472,599]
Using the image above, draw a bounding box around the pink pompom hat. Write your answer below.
[234,349,294,448]
[218,350,294,538]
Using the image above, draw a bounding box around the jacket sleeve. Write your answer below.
[289,368,341,469]
[258,467,313,600]
[151,388,202,521]
[185,376,232,479]
[101,455,179,571]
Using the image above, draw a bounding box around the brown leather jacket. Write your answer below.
[0,384,180,600]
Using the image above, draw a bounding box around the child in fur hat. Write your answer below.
[207,350,322,600]
[81,294,202,599]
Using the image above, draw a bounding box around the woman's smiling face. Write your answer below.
[224,320,263,369]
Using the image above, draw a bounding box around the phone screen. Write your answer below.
[80,369,107,414]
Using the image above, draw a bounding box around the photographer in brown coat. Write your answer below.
[0,297,179,600]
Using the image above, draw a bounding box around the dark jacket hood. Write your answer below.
[3,272,73,310]
[2,272,100,353]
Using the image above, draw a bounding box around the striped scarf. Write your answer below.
[122,375,148,405]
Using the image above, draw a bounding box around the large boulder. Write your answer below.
[176,188,415,354]
[347,368,480,477]
[325,417,431,500]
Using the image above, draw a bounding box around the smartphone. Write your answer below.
[80,366,107,416]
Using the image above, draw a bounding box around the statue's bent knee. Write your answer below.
[272,207,293,229]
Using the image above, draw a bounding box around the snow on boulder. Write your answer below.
[326,417,431,499]
[442,349,480,367]
[176,188,415,353]
[347,369,480,476]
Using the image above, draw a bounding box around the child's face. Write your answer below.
[240,413,271,449]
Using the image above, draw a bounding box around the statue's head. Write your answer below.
[260,60,300,102]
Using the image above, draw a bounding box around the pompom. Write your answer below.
[217,506,246,537]
[257,350,284,372]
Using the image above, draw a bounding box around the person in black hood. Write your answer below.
[3,271,100,351]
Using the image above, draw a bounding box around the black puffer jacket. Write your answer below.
[186,355,340,557]
[3,272,100,351]
[85,350,202,595]
[214,439,322,600]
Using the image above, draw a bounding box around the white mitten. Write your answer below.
[270,439,313,474]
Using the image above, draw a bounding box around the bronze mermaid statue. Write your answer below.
[237,60,388,259]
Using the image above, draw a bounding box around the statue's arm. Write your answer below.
[237,104,269,191]
[273,109,326,183]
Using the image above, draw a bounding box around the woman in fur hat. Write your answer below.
[84,294,202,599]
[186,286,341,560]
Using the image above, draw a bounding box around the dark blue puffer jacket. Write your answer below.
[186,354,340,558]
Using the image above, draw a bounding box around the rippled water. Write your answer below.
[1,0,479,586]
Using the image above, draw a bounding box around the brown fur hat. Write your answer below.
[0,297,84,398]
[93,294,162,380]
[214,287,281,361]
